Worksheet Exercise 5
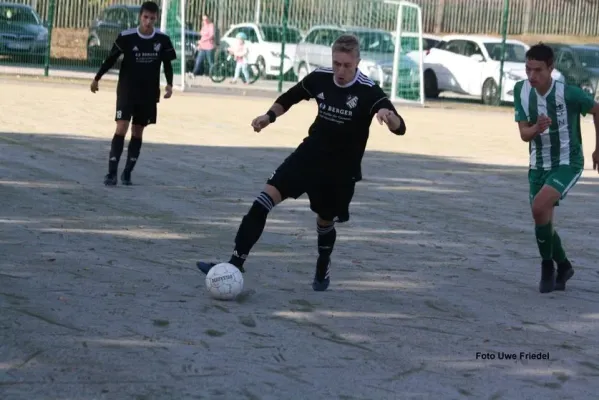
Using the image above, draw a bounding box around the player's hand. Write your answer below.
[376,108,395,125]
[535,114,552,133]
[164,85,173,99]
[90,79,99,93]
[251,114,271,133]
[592,148,599,173]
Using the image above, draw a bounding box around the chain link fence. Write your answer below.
[1,0,598,87]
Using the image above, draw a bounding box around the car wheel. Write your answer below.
[424,69,439,98]
[256,56,266,78]
[298,63,309,81]
[482,78,499,105]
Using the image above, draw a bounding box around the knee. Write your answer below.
[115,121,129,136]
[248,191,276,217]
[263,184,283,205]
[316,215,335,228]
[131,125,144,138]
[531,200,551,224]
[316,221,335,237]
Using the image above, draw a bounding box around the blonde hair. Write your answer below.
[332,34,360,58]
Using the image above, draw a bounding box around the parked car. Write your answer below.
[0,2,48,61]
[218,22,303,78]
[390,32,442,54]
[87,4,199,70]
[545,43,599,101]
[423,34,565,104]
[293,25,420,98]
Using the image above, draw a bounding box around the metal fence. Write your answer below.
[12,0,599,34]
[1,0,599,79]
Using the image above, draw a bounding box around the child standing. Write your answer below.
[228,32,250,84]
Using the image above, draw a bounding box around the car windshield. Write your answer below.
[260,26,302,43]
[349,31,395,53]
[575,48,599,68]
[0,6,40,24]
[483,43,527,62]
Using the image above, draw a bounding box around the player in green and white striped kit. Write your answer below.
[514,44,599,293]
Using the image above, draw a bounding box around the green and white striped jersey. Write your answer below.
[514,79,595,170]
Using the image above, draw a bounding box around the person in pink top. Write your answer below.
[192,14,215,76]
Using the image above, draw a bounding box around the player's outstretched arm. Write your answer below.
[274,78,314,112]
[367,85,406,135]
[90,40,123,93]
[250,103,285,133]
[250,76,315,133]
[369,93,406,135]
[375,106,406,135]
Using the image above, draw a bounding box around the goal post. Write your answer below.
[384,0,425,106]
[160,0,187,91]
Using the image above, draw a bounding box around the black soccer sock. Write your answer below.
[108,134,125,175]
[125,136,143,173]
[229,191,275,269]
[317,222,336,263]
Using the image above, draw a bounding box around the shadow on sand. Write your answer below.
[1,131,599,399]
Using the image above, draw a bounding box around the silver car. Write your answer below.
[292,25,419,98]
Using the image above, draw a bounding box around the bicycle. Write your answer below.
[209,53,261,84]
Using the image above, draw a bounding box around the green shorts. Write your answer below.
[528,165,583,206]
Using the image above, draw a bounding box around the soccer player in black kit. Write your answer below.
[90,1,177,186]
[197,34,407,291]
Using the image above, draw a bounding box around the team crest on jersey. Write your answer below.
[346,95,358,109]
[154,42,161,52]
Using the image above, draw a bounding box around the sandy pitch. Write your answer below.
[1,82,599,400]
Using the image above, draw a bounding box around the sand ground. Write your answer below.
[1,81,599,400]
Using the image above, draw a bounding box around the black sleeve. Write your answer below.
[274,72,317,111]
[369,86,406,136]
[163,59,173,86]
[161,35,177,62]
[94,34,125,81]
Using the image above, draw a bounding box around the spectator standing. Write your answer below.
[192,14,215,77]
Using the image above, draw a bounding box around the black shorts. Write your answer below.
[115,98,157,126]
[266,151,356,223]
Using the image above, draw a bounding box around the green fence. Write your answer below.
[1,0,599,81]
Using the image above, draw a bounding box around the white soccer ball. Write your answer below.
[205,263,244,300]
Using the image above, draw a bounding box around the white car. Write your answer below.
[422,34,565,104]
[219,22,303,77]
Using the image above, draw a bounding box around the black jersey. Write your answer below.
[275,67,404,181]
[99,27,176,104]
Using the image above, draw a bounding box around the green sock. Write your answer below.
[535,222,554,261]
[552,230,567,264]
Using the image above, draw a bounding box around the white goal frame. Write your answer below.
[384,0,425,106]
[160,0,187,91]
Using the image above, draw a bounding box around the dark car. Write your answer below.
[86,4,199,70]
[0,2,48,61]
[546,43,599,101]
